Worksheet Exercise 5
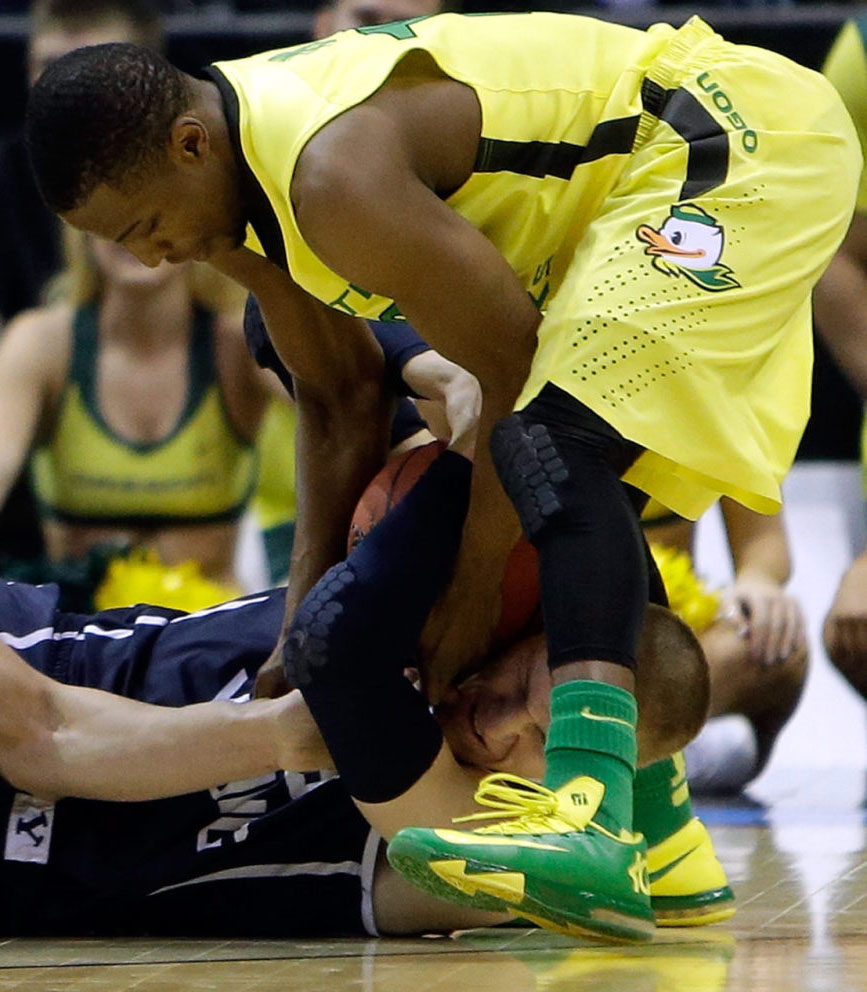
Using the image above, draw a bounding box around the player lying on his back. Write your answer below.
[0,585,723,937]
[279,439,733,942]
[0,444,731,937]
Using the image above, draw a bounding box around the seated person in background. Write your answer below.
[0,0,166,569]
[816,19,867,700]
[0,228,275,607]
[643,498,807,794]
[0,0,165,323]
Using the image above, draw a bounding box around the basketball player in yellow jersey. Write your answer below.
[27,12,860,941]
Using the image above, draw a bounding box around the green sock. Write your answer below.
[632,752,693,848]
[545,680,637,830]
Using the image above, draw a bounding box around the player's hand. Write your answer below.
[402,351,481,459]
[719,574,805,668]
[273,690,333,771]
[254,640,292,698]
[823,553,867,667]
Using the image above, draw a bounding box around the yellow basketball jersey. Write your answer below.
[31,304,257,524]
[208,12,680,319]
[209,12,859,520]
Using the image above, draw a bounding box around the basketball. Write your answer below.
[348,440,448,552]
[347,440,541,641]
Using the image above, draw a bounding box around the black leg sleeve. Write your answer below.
[492,383,651,671]
[284,450,471,803]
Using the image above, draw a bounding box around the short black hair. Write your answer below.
[26,42,188,213]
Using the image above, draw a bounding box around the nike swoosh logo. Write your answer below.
[580,706,633,729]
[648,846,699,883]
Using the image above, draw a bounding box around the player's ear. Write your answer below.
[168,116,209,164]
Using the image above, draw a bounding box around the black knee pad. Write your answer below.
[490,413,571,540]
[283,561,354,689]
[491,389,650,671]
[283,451,473,803]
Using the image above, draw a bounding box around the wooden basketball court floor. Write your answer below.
[1,769,865,992]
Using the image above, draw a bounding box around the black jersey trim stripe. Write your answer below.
[474,115,641,180]
[203,66,289,273]
[641,78,730,200]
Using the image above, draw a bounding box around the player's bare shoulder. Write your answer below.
[0,302,74,389]
[293,52,479,212]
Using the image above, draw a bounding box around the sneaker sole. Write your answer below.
[653,886,736,927]
[388,838,655,944]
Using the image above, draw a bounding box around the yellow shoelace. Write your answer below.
[452,773,596,836]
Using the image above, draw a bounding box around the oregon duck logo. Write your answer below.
[636,204,740,292]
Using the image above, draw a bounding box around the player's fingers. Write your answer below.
[765,597,800,666]
[254,658,291,698]
[773,602,798,664]
[721,595,750,638]
[745,596,773,664]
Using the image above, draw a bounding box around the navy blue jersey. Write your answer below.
[0,582,378,937]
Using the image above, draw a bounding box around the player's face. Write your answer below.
[64,143,246,270]
[435,635,551,779]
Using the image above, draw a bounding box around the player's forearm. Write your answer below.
[6,687,289,802]
[721,498,791,586]
[283,379,391,620]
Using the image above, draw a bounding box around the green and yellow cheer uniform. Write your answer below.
[252,398,297,584]
[31,303,257,525]
[207,11,860,520]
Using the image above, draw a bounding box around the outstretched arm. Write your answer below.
[0,638,332,800]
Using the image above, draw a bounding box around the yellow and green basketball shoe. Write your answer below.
[648,816,736,926]
[386,773,656,943]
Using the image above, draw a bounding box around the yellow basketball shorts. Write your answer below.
[517,17,861,520]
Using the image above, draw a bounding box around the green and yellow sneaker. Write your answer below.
[386,772,656,943]
[648,817,736,926]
